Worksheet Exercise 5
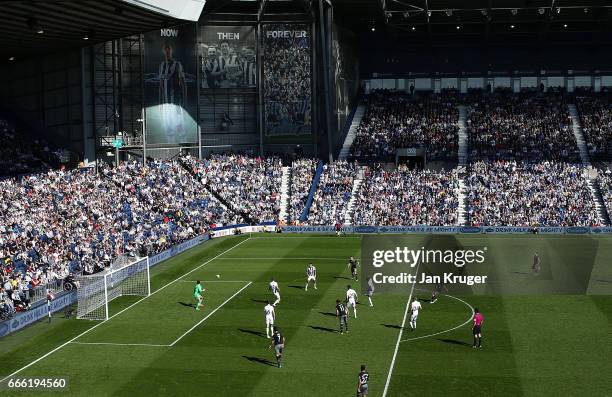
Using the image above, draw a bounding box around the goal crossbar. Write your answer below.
[75,256,150,320]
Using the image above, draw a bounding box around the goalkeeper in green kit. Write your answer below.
[194,280,205,310]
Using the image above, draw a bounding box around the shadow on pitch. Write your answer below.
[242,356,276,367]
[333,276,352,280]
[511,271,533,275]
[437,338,471,347]
[309,325,337,333]
[319,311,336,317]
[288,285,304,290]
[251,299,269,304]
[381,323,403,330]
[238,328,266,338]
[178,302,195,308]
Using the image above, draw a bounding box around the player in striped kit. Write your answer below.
[269,278,281,306]
[356,364,369,396]
[305,263,317,291]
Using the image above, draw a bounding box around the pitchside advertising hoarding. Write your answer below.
[263,24,312,135]
[144,25,198,145]
[360,234,612,296]
[199,26,257,89]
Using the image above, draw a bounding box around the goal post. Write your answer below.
[75,256,150,321]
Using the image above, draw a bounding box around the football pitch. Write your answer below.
[1,234,611,396]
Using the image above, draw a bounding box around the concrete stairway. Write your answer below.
[457,177,468,226]
[278,166,291,222]
[344,167,365,225]
[568,104,591,166]
[568,104,610,223]
[338,105,366,160]
[457,105,468,167]
[586,168,611,225]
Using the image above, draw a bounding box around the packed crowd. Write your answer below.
[349,90,459,161]
[307,160,357,225]
[575,93,612,159]
[191,154,282,223]
[352,164,459,226]
[263,26,312,134]
[0,160,238,296]
[597,171,612,221]
[467,93,579,162]
[289,158,317,223]
[466,161,600,227]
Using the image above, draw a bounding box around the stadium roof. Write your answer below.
[199,0,312,23]
[0,0,187,62]
[333,0,612,45]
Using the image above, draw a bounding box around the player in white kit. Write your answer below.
[269,278,281,306]
[264,301,276,338]
[305,263,317,291]
[409,297,422,331]
[346,285,358,319]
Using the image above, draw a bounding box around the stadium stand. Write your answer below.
[466,161,601,227]
[186,154,282,223]
[288,158,317,223]
[349,90,459,162]
[466,91,580,162]
[307,160,357,225]
[575,91,612,160]
[352,164,459,226]
[597,171,612,221]
[0,160,238,291]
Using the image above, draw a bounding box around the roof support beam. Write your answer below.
[424,0,432,42]
[258,0,269,23]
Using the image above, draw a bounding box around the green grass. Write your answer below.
[0,234,611,396]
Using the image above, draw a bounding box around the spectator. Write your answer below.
[352,164,459,226]
[350,90,458,161]
[466,161,600,227]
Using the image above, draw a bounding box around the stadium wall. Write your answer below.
[364,73,612,94]
[358,43,612,78]
[282,226,612,234]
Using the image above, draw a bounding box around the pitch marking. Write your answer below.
[382,260,420,397]
[0,236,251,383]
[400,293,475,343]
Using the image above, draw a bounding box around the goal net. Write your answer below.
[75,256,150,320]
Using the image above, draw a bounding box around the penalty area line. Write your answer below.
[215,257,347,260]
[70,342,169,347]
[178,280,251,283]
[169,281,252,347]
[68,281,253,348]
[0,236,251,384]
